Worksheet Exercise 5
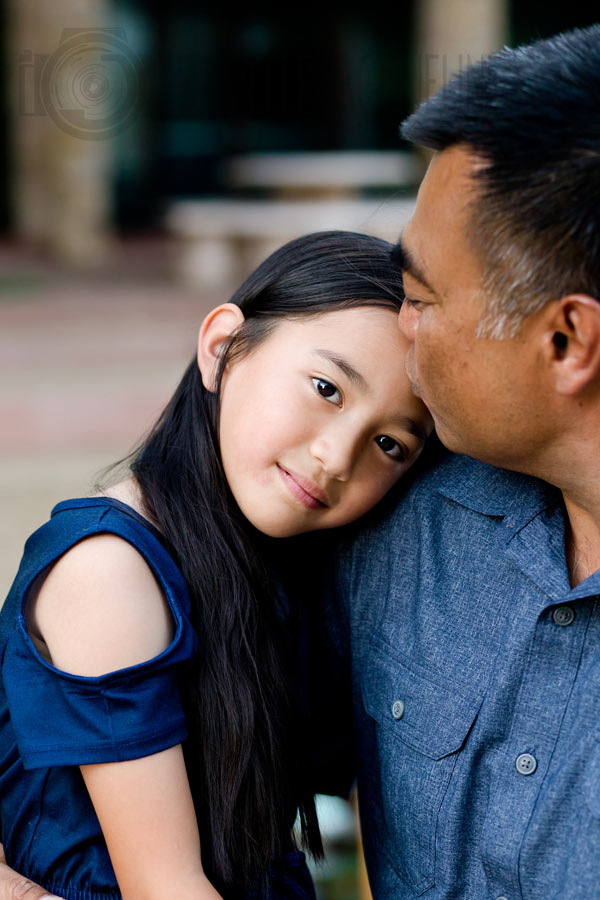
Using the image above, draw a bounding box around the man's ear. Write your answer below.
[544,294,600,396]
[197,303,245,392]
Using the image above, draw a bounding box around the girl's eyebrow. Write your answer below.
[313,349,368,390]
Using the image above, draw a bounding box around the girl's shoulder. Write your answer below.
[0,491,198,775]
[27,529,174,678]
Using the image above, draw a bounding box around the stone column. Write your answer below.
[7,0,120,266]
[414,0,509,104]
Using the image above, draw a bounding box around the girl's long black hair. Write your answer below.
[126,231,404,894]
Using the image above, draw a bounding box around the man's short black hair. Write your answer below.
[401,25,600,336]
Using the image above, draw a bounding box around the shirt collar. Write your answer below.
[433,452,600,602]
[433,452,560,524]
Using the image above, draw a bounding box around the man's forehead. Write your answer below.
[429,143,486,183]
[406,144,482,236]
[400,146,487,298]
[400,181,442,294]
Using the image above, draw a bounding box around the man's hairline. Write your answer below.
[401,140,567,339]
[400,144,507,325]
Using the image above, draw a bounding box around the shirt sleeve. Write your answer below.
[2,610,197,770]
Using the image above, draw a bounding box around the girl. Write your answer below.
[0,231,432,900]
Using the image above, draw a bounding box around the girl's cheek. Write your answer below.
[364,469,401,508]
[255,469,273,486]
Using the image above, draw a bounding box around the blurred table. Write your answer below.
[168,150,420,289]
[224,150,420,199]
[166,196,416,289]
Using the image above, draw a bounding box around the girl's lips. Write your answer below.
[277,465,328,510]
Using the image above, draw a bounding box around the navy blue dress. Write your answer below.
[0,497,316,900]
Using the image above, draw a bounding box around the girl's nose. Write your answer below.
[309,431,359,482]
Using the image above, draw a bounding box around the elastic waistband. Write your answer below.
[37,881,120,900]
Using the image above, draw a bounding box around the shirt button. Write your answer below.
[391,699,405,720]
[495,896,509,900]
[516,753,537,775]
[553,605,575,627]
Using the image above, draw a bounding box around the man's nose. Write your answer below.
[398,303,418,341]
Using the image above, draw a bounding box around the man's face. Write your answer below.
[398,144,549,470]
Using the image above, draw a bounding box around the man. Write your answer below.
[318,22,600,900]
[2,23,600,900]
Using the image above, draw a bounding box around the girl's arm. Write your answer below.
[29,533,222,900]
[81,747,222,900]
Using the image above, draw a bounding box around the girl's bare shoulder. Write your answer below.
[26,525,173,677]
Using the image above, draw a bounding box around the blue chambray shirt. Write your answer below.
[323,448,600,900]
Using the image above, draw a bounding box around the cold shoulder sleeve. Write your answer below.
[0,499,198,770]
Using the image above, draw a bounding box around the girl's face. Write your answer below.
[218,306,433,538]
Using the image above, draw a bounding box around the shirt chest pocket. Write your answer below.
[358,641,483,896]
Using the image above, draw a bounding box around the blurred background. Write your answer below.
[0,2,597,897]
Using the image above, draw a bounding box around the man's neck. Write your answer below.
[530,424,600,587]
[562,494,600,587]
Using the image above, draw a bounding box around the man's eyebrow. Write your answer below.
[397,238,436,295]
[313,350,368,390]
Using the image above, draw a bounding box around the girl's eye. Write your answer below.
[375,434,407,462]
[312,378,342,405]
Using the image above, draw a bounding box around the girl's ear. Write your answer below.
[197,303,245,392]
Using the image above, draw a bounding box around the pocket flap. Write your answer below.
[361,640,483,760]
